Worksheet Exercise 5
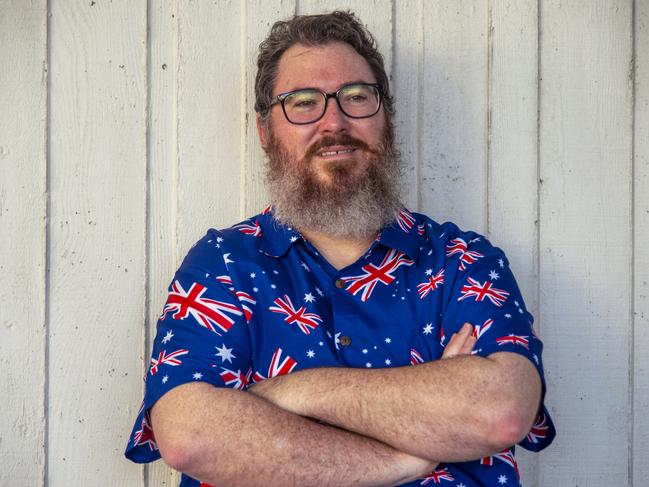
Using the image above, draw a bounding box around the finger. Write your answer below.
[442,332,461,358]
[461,334,477,355]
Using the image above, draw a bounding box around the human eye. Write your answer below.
[341,85,372,105]
[284,90,320,111]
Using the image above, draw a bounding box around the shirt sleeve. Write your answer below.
[124,231,253,463]
[440,235,556,452]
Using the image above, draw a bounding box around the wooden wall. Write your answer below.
[1,0,647,485]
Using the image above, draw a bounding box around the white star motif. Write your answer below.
[253,287,258,292]
[469,237,481,243]
[505,313,512,319]
[215,343,236,363]
[498,474,508,484]
[304,293,315,303]
[519,308,524,314]
[422,323,434,335]
[192,372,203,380]
[270,284,276,289]
[533,354,539,364]
[300,261,311,272]
[223,253,234,265]
[457,483,466,487]
[250,272,256,278]
[319,341,324,346]
[374,346,378,350]
[216,237,223,243]
[498,258,505,268]
[385,337,392,344]
[425,268,433,276]
[289,236,298,243]
[161,330,174,344]
[334,332,341,350]
[315,287,324,297]
[362,348,368,354]
[365,362,372,368]
[427,249,433,255]
[401,296,405,300]
[489,270,500,280]
[385,359,392,365]
[273,270,279,274]
[162,375,169,384]
[307,350,315,358]
[514,300,520,306]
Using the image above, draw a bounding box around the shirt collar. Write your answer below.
[376,208,421,262]
[258,207,302,258]
[258,206,420,262]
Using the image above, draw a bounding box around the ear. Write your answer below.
[256,112,269,150]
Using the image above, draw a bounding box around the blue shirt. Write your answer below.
[125,207,555,486]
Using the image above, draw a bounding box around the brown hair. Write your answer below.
[254,11,394,120]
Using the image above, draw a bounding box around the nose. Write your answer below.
[317,97,349,134]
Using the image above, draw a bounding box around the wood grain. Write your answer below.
[0,1,47,484]
[539,1,633,483]
[488,0,540,483]
[48,1,147,484]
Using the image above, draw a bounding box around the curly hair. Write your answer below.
[254,11,393,120]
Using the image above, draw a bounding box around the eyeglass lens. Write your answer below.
[282,84,380,124]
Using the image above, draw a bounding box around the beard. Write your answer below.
[264,121,403,240]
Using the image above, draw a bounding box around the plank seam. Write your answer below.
[629,1,637,485]
[416,0,424,212]
[144,0,152,485]
[485,0,493,238]
[534,1,542,481]
[240,0,247,220]
[44,0,52,484]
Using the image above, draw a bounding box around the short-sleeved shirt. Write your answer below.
[125,207,555,487]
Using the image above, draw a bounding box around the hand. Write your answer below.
[248,374,305,415]
[442,322,476,359]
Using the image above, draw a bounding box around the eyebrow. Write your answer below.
[275,80,377,96]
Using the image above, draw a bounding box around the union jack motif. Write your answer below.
[262,205,272,214]
[496,334,530,349]
[269,294,322,335]
[457,277,510,307]
[149,348,189,375]
[236,290,256,323]
[440,324,446,347]
[445,238,484,271]
[161,281,243,334]
[396,209,416,233]
[526,411,550,444]
[410,348,424,365]
[480,448,519,480]
[133,410,157,451]
[234,219,262,237]
[219,367,252,390]
[417,223,426,235]
[253,347,297,382]
[341,249,414,302]
[472,318,494,341]
[417,269,445,298]
[420,467,455,484]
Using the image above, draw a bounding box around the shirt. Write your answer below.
[125,207,555,487]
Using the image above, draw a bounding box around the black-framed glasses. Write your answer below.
[270,83,382,125]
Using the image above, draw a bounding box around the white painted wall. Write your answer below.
[1,1,647,485]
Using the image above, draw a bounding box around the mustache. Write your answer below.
[304,134,379,160]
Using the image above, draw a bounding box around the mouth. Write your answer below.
[316,146,357,159]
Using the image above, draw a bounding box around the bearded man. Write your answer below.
[125,11,554,487]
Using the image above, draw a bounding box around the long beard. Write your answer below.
[264,124,402,239]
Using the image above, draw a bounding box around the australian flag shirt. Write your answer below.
[125,207,555,486]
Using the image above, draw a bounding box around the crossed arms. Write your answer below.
[151,323,541,487]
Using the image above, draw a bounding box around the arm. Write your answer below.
[250,323,541,463]
[151,382,436,487]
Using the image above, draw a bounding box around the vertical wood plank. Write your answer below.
[177,0,242,252]
[394,0,423,212]
[48,1,147,484]
[488,1,539,482]
[420,1,488,232]
[539,1,633,484]
[633,0,649,485]
[0,1,47,484]
[242,0,296,216]
[146,0,179,485]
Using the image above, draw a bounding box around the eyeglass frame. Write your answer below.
[268,82,384,125]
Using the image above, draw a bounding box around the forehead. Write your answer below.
[274,42,377,94]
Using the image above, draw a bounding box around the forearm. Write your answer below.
[251,352,541,462]
[151,382,435,487]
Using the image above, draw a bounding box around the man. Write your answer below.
[126,11,554,487]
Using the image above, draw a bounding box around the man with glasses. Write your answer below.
[125,11,554,487]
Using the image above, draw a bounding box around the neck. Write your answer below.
[299,228,376,271]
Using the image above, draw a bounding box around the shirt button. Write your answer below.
[335,278,345,289]
[339,335,352,347]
